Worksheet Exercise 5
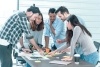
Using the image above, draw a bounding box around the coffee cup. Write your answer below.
[74,54,80,64]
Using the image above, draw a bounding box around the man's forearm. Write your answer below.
[19,36,24,47]
[50,25,55,35]
[45,36,49,48]
[29,38,41,51]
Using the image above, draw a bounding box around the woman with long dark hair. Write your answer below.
[61,14,99,65]
[20,12,44,52]
[19,13,44,67]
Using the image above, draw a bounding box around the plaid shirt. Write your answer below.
[0,12,30,46]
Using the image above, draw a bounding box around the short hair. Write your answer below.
[48,8,56,14]
[55,6,69,14]
[27,6,40,13]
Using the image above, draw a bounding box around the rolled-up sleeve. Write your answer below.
[44,23,50,37]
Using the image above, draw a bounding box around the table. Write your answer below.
[22,53,95,67]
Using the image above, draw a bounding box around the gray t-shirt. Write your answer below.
[23,23,43,48]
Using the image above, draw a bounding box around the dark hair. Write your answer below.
[27,6,40,13]
[48,8,56,14]
[30,13,44,31]
[55,6,69,14]
[66,15,92,44]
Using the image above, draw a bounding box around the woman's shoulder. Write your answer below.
[74,26,82,32]
[74,26,81,30]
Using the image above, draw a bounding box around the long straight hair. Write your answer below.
[66,15,92,44]
[30,13,44,31]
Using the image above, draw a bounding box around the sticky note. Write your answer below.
[35,60,41,63]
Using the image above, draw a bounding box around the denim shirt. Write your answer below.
[44,18,66,48]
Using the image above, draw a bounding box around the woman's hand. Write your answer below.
[60,47,71,53]
[38,49,44,55]
[61,56,73,61]
[56,39,66,44]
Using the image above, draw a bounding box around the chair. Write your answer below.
[94,41,100,52]
[13,46,26,66]
[94,41,100,67]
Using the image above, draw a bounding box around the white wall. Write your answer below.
[0,0,100,43]
[19,0,100,43]
[0,0,17,30]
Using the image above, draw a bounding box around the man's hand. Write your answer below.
[56,39,66,44]
[48,50,57,56]
[22,48,31,53]
[42,47,46,52]
[56,39,63,44]
[38,49,44,55]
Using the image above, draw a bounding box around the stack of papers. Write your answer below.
[26,51,49,60]
[18,51,49,60]
[49,60,71,65]
[32,52,43,57]
[18,52,33,57]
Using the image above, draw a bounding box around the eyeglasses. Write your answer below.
[29,14,33,18]
[28,13,39,22]
[28,14,34,21]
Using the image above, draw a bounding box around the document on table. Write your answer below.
[49,60,71,65]
[32,52,43,57]
[18,52,33,57]
[25,55,49,60]
[25,51,50,60]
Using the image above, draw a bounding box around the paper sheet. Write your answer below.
[19,51,49,60]
[32,52,43,57]
[18,52,33,57]
[25,56,49,60]
[25,56,35,60]
[49,60,71,65]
